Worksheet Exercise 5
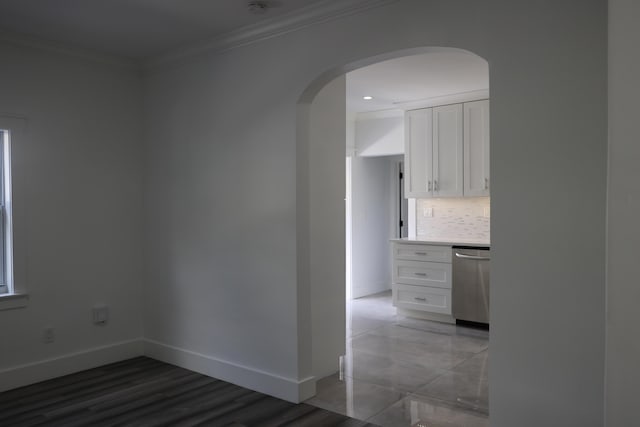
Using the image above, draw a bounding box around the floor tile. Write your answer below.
[351,332,477,371]
[349,316,391,338]
[305,374,406,420]
[449,351,489,378]
[368,394,490,427]
[348,294,398,337]
[369,324,489,355]
[344,350,445,393]
[307,291,490,425]
[413,352,489,415]
[413,373,488,415]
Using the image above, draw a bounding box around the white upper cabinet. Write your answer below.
[433,104,463,197]
[464,100,490,196]
[405,108,433,198]
[405,105,463,198]
[405,100,490,199]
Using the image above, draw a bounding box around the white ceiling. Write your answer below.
[346,50,489,114]
[0,0,322,59]
[0,1,489,105]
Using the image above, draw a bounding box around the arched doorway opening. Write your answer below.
[296,47,490,424]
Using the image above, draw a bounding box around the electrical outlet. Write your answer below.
[483,207,491,218]
[43,327,55,344]
[423,207,433,217]
[93,304,109,325]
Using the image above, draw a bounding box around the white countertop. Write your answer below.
[390,237,490,247]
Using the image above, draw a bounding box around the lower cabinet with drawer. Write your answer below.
[394,284,451,314]
[391,241,455,323]
[393,260,451,288]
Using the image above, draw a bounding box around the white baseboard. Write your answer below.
[0,338,317,403]
[352,283,392,299]
[0,339,144,392]
[143,339,315,403]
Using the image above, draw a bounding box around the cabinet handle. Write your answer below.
[484,178,489,190]
[414,297,427,301]
[414,252,427,255]
[434,180,439,192]
[414,272,427,277]
[427,180,432,192]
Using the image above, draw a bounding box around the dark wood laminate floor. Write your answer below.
[0,357,378,427]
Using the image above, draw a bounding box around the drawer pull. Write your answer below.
[414,272,427,277]
[414,252,427,255]
[414,297,427,301]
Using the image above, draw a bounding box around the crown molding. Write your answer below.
[393,89,490,111]
[356,108,404,121]
[352,90,490,117]
[147,0,398,70]
[0,31,141,71]
[0,0,397,72]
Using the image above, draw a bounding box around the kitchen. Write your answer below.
[306,50,491,427]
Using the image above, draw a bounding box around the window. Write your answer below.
[0,128,12,296]
[0,116,26,310]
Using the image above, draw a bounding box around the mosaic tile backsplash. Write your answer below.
[416,197,490,241]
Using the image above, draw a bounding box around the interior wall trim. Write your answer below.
[0,1,396,72]
[147,0,398,70]
[143,339,316,403]
[0,339,144,393]
[393,89,490,111]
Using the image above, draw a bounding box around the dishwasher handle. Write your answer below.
[454,252,490,261]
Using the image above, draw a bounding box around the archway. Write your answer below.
[296,47,491,402]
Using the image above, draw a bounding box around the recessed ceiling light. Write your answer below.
[363,96,373,100]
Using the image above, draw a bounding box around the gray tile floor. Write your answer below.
[305,291,489,427]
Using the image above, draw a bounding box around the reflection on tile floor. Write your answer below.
[305,291,489,427]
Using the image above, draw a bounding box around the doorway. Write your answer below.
[298,47,490,426]
[398,161,408,239]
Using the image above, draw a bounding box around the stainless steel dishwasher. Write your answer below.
[452,246,490,325]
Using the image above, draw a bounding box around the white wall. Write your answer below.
[143,39,306,401]
[309,75,346,379]
[606,1,640,425]
[142,0,607,422]
[355,110,404,157]
[0,41,144,390]
[351,156,397,299]
[487,1,606,425]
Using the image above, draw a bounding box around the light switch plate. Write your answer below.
[423,207,433,217]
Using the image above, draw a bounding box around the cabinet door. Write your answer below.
[433,104,463,197]
[464,100,490,196]
[404,108,433,198]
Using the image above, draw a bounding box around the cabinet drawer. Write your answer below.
[393,243,451,263]
[393,284,452,315]
[393,260,452,289]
